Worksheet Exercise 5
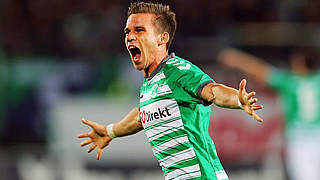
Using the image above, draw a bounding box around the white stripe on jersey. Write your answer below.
[140,84,172,103]
[160,147,196,167]
[153,136,189,155]
[166,59,178,64]
[172,171,201,180]
[147,125,183,142]
[148,72,166,85]
[146,120,183,141]
[165,164,201,180]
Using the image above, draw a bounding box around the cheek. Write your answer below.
[143,37,158,51]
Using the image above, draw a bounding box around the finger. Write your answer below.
[82,118,96,129]
[78,133,89,138]
[247,92,256,100]
[244,106,253,115]
[81,117,88,123]
[252,105,263,110]
[97,148,104,160]
[252,111,263,122]
[80,139,92,147]
[239,79,247,93]
[88,144,97,153]
[238,79,247,103]
[249,98,257,104]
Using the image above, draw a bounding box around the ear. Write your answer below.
[157,32,169,47]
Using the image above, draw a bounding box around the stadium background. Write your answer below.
[0,0,319,179]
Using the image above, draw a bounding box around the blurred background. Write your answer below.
[0,0,319,179]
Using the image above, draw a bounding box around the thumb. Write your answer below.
[238,79,247,102]
[239,79,247,91]
[82,118,95,129]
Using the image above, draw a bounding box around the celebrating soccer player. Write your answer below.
[78,2,263,180]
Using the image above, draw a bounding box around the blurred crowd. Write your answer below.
[1,0,320,59]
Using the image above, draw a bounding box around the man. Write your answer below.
[218,48,320,180]
[78,2,263,180]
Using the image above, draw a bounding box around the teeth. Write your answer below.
[129,46,135,49]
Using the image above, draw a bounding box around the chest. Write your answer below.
[140,72,174,104]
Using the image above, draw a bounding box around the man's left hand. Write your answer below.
[238,79,263,122]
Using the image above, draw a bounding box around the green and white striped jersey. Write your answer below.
[139,53,228,180]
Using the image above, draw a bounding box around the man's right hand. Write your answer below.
[78,118,112,160]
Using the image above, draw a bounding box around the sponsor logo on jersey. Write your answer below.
[139,99,181,128]
[140,107,172,124]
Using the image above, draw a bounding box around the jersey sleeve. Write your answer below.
[168,60,215,106]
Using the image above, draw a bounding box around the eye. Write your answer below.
[124,28,130,35]
[135,28,144,33]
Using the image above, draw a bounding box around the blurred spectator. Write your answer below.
[218,47,320,180]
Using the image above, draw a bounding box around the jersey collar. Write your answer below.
[147,52,175,81]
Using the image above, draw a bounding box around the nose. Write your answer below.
[127,33,136,42]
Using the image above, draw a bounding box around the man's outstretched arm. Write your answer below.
[201,79,263,122]
[112,107,143,137]
[77,107,142,160]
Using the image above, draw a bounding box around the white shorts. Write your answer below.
[286,128,320,180]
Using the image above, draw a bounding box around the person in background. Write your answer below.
[218,47,320,180]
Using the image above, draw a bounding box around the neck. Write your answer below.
[144,52,168,78]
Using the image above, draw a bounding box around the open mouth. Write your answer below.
[128,46,142,62]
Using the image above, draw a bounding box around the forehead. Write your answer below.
[126,13,155,29]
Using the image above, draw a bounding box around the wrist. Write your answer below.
[107,124,117,139]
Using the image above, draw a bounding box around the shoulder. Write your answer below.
[164,55,202,73]
[314,70,320,77]
[269,67,292,79]
[267,67,296,89]
[163,54,214,83]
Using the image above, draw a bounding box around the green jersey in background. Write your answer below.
[267,68,320,135]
